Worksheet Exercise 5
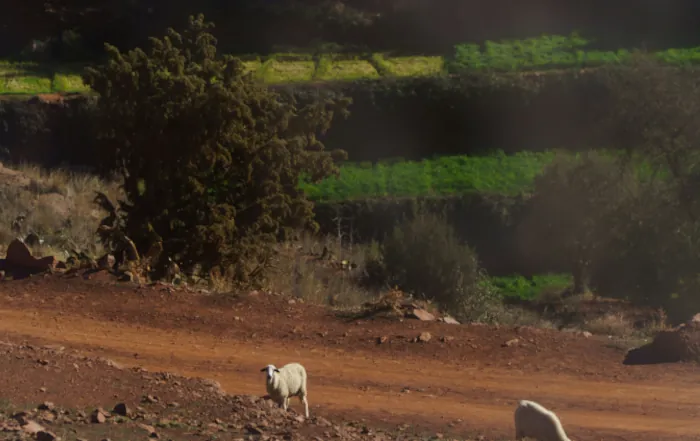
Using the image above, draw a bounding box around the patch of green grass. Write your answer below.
[447,33,700,73]
[489,273,573,300]
[241,59,262,75]
[301,151,557,201]
[261,59,316,82]
[52,73,88,92]
[316,58,380,81]
[0,62,52,94]
[382,55,444,76]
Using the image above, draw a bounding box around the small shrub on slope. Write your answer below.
[374,213,498,322]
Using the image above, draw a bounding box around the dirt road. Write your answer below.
[0,276,699,440]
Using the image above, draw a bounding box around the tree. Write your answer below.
[518,152,633,294]
[599,55,700,223]
[84,14,350,283]
[592,56,700,319]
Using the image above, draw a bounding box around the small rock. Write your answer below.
[440,316,460,325]
[138,423,159,438]
[581,331,593,338]
[377,336,388,344]
[245,424,263,435]
[417,332,432,343]
[39,412,55,423]
[112,403,129,417]
[37,402,54,411]
[440,336,455,343]
[35,430,57,441]
[502,338,519,347]
[408,308,436,321]
[90,409,108,424]
[120,271,134,282]
[315,417,331,427]
[97,253,116,269]
[13,412,31,425]
[142,395,158,404]
[21,421,45,435]
[104,359,123,370]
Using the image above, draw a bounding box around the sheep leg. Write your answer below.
[283,397,289,411]
[300,393,309,418]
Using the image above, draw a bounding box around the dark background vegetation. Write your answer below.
[4,0,700,60]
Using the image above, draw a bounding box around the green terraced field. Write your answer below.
[0,54,444,95]
[0,61,90,95]
[5,34,700,95]
[447,34,700,72]
[300,151,558,202]
[301,149,656,202]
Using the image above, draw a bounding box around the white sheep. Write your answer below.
[260,362,310,418]
[514,399,571,441]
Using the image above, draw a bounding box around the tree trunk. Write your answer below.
[572,260,591,295]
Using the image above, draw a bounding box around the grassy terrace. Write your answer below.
[300,151,557,202]
[0,54,444,95]
[4,34,700,94]
[301,149,657,202]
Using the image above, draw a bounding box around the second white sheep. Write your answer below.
[261,362,310,418]
[514,399,571,441]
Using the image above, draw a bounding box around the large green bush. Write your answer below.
[84,14,350,282]
[373,213,498,321]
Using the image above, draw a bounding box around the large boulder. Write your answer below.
[624,320,700,365]
[0,239,56,279]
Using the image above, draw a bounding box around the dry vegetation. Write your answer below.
[0,160,668,344]
[0,162,120,258]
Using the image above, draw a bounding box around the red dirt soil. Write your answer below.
[0,273,699,440]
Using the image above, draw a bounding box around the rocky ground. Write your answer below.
[0,340,418,441]
[0,272,699,441]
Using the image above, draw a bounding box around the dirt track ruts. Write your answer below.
[0,277,699,440]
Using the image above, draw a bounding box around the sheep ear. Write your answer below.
[260,368,267,372]
[274,369,280,373]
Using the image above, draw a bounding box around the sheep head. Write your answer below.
[260,364,281,381]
